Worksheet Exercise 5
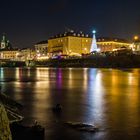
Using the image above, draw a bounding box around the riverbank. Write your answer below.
[1,54,140,68]
[35,55,140,68]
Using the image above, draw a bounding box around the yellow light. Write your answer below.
[97,41,130,46]
[113,49,117,51]
[134,36,139,40]
[37,56,49,60]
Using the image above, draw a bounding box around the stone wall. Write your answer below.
[0,104,12,140]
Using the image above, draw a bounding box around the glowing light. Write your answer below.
[134,36,139,40]
[96,48,100,52]
[37,56,49,60]
[92,30,96,34]
[113,49,117,51]
[130,44,135,51]
[97,41,130,46]
[37,54,41,57]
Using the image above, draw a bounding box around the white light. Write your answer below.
[92,30,96,34]
[96,48,100,52]
[37,54,41,57]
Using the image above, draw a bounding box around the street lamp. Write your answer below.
[134,36,139,40]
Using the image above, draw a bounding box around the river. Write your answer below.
[0,67,140,140]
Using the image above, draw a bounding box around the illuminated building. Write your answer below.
[97,38,131,52]
[35,41,48,56]
[131,36,140,52]
[0,49,19,60]
[48,30,92,56]
[17,48,36,61]
[0,35,18,60]
[48,31,131,55]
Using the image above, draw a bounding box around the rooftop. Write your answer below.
[36,40,48,45]
[49,30,91,39]
[97,37,131,43]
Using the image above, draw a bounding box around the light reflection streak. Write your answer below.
[83,68,88,89]
[56,69,62,88]
[87,69,105,124]
[15,68,19,79]
[31,68,50,121]
[68,68,73,88]
[0,68,4,79]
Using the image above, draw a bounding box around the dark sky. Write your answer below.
[0,0,140,48]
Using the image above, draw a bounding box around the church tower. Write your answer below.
[1,35,6,49]
[0,35,12,50]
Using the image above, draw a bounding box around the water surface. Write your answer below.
[0,67,140,140]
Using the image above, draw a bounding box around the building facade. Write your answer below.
[35,41,48,56]
[17,48,36,61]
[48,31,92,56]
[0,35,18,60]
[48,31,131,55]
[0,49,19,60]
[131,37,140,52]
[97,38,131,52]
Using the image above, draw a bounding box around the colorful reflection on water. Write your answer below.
[0,68,140,140]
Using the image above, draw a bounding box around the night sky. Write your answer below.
[0,0,140,48]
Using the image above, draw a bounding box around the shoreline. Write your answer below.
[1,54,140,68]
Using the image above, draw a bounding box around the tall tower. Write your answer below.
[1,35,6,49]
[0,35,11,50]
[90,30,98,53]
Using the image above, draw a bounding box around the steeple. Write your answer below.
[2,34,5,41]
[1,34,6,49]
[0,34,11,50]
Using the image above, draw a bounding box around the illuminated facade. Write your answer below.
[48,30,92,55]
[131,38,140,52]
[35,41,48,56]
[0,35,18,60]
[17,48,36,61]
[97,38,131,52]
[48,31,131,55]
[0,49,18,60]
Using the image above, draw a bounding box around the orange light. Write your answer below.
[134,36,139,40]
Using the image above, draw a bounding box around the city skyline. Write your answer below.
[0,0,140,48]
